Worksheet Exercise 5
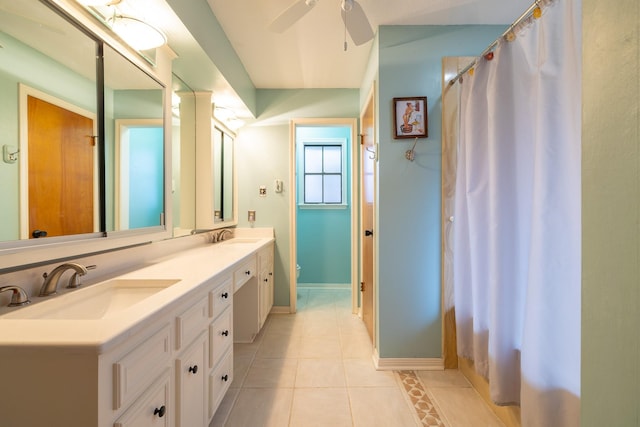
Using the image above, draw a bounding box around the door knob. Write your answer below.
[32,229,48,238]
[364,229,373,237]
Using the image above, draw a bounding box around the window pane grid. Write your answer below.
[303,145,343,204]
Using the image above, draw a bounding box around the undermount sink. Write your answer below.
[1,279,180,320]
[224,238,261,244]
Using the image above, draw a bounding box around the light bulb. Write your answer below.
[341,0,354,12]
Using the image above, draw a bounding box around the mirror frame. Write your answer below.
[0,0,173,272]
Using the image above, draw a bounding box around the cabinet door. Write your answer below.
[176,332,207,427]
[259,268,273,328]
[114,370,171,427]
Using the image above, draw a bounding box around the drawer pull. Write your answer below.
[221,374,229,382]
[154,405,166,418]
[264,278,268,282]
[188,365,198,374]
[245,270,251,275]
[221,292,229,299]
[221,330,229,337]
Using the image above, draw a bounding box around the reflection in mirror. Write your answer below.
[213,127,234,224]
[0,0,98,242]
[104,44,164,232]
[0,0,166,247]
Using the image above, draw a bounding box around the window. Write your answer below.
[298,139,347,207]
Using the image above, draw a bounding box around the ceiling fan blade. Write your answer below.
[341,1,374,46]
[269,0,317,33]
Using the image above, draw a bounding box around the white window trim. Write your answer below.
[297,137,348,209]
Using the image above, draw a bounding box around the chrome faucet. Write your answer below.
[39,263,95,297]
[217,229,233,242]
[0,286,31,307]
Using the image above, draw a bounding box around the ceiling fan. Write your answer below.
[269,0,374,47]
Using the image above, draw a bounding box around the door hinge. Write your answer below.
[360,281,365,292]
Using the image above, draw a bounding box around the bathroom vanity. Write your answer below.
[0,233,274,427]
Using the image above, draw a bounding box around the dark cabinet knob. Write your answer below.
[221,292,229,299]
[264,278,268,282]
[188,365,198,374]
[364,229,373,236]
[154,405,166,417]
[221,374,229,382]
[245,270,251,275]
[222,330,229,336]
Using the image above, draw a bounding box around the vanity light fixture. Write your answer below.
[108,15,166,51]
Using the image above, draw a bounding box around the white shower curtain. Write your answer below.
[453,0,581,425]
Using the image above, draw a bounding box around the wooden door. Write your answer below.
[360,88,375,341]
[28,95,95,238]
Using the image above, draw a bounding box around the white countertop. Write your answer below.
[0,232,274,354]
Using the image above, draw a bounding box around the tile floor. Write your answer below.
[210,288,505,427]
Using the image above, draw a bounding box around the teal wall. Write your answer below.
[375,25,504,358]
[236,89,359,306]
[296,125,352,286]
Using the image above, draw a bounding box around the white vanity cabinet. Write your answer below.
[258,243,274,329]
[0,234,274,427]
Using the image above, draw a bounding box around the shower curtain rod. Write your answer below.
[448,0,542,86]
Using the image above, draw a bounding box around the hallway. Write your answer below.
[211,288,504,426]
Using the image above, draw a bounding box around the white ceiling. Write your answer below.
[206,0,532,89]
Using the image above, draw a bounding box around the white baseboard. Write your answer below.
[297,283,350,290]
[372,348,444,371]
[270,306,291,314]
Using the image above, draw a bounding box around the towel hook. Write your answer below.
[405,137,418,161]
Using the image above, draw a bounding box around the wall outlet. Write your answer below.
[259,186,266,196]
[248,210,256,222]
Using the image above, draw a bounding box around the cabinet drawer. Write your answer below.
[209,276,232,319]
[209,307,233,369]
[114,369,171,427]
[175,297,208,351]
[233,257,256,292]
[113,324,171,410]
[208,350,233,419]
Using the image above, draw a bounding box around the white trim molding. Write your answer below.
[372,349,444,371]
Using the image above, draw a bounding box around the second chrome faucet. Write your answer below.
[39,263,96,297]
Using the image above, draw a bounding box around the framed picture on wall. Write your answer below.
[393,97,428,139]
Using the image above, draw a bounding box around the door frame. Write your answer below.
[359,83,377,344]
[18,83,99,239]
[288,118,359,314]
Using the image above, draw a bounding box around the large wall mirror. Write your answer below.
[0,0,166,267]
